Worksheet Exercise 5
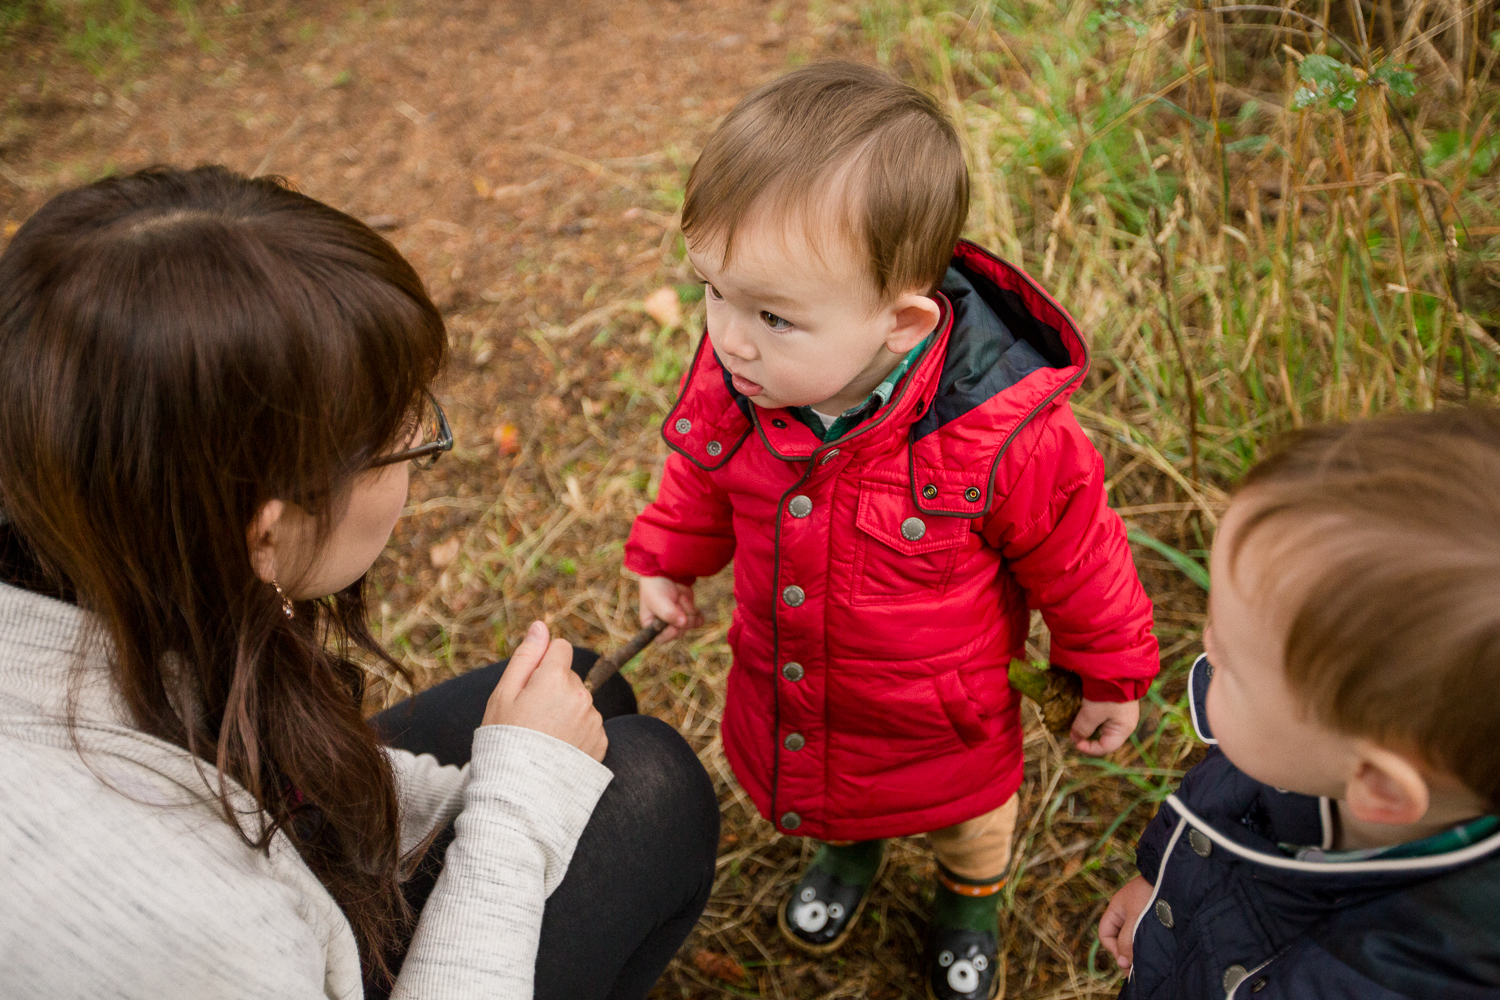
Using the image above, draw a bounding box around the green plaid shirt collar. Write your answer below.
[788,335,933,442]
[1285,813,1500,862]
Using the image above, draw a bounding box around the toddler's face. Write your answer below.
[688,209,915,413]
[1203,499,1360,798]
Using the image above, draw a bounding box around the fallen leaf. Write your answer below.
[2,220,18,238]
[692,949,745,983]
[429,537,461,569]
[643,286,682,329]
[472,176,491,198]
[492,422,520,455]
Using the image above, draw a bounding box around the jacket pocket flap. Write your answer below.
[855,482,970,556]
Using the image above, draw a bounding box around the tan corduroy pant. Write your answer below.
[924,793,1019,883]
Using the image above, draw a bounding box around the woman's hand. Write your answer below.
[483,621,607,762]
[1099,875,1154,970]
[638,575,702,641]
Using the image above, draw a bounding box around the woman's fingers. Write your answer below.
[495,620,551,700]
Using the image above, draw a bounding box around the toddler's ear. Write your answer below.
[1343,745,1430,827]
[885,291,942,354]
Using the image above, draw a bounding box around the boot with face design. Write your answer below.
[926,927,1000,1000]
[776,840,885,955]
[925,869,1003,1000]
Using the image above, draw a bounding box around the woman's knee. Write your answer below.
[598,715,719,861]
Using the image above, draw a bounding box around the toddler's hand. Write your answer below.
[638,575,702,641]
[1098,875,1154,970]
[1071,698,1140,755]
[483,621,608,762]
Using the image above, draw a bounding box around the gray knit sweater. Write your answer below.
[0,583,613,999]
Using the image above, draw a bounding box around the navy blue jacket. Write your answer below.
[1122,656,1500,1000]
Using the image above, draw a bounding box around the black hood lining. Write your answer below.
[911,259,1066,442]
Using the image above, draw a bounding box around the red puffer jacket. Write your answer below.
[624,241,1158,841]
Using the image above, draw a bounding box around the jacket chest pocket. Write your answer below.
[851,482,972,606]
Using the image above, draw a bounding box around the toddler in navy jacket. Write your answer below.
[1100,407,1500,1000]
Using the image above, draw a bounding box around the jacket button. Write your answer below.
[674,417,691,434]
[922,484,938,499]
[900,517,926,541]
[784,733,805,751]
[788,495,812,518]
[780,811,801,830]
[772,418,787,428]
[819,448,840,465]
[1222,965,1249,995]
[964,486,981,502]
[1251,980,1268,994]
[782,662,804,681]
[1154,899,1174,928]
[782,585,805,607]
[1189,829,1213,857]
[706,440,722,456]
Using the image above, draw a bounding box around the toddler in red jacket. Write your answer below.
[624,61,1158,999]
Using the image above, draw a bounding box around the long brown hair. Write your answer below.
[1233,406,1500,809]
[0,165,448,978]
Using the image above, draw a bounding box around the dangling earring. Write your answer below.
[271,581,295,619]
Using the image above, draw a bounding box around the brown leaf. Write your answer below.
[429,537,461,570]
[692,949,745,983]
[643,286,682,329]
[492,422,521,455]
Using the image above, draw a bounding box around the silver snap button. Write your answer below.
[783,733,805,751]
[674,417,691,434]
[1223,965,1249,995]
[780,811,801,830]
[1155,899,1174,928]
[788,495,812,518]
[782,585,805,607]
[900,517,927,541]
[819,448,840,465]
[1189,829,1213,857]
[782,662,804,682]
[706,440,722,456]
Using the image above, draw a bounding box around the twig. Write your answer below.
[252,114,304,177]
[584,619,668,692]
[1148,207,1202,487]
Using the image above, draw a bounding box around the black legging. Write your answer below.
[368,649,718,1000]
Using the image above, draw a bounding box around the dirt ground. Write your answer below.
[1,4,1201,997]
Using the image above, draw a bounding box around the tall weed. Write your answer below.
[861,0,1500,493]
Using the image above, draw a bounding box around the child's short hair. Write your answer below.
[1233,407,1500,807]
[682,60,968,300]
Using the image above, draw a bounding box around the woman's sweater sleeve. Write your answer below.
[387,747,468,853]
[390,724,613,999]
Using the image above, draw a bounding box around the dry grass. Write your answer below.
[360,1,1500,997]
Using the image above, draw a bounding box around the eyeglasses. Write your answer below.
[369,392,453,470]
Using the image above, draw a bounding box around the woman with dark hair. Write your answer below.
[0,165,718,1000]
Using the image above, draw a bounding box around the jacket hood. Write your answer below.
[660,240,1089,516]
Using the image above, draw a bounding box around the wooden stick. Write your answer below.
[583,619,668,692]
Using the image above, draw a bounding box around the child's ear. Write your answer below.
[885,291,942,354]
[1342,744,1431,827]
